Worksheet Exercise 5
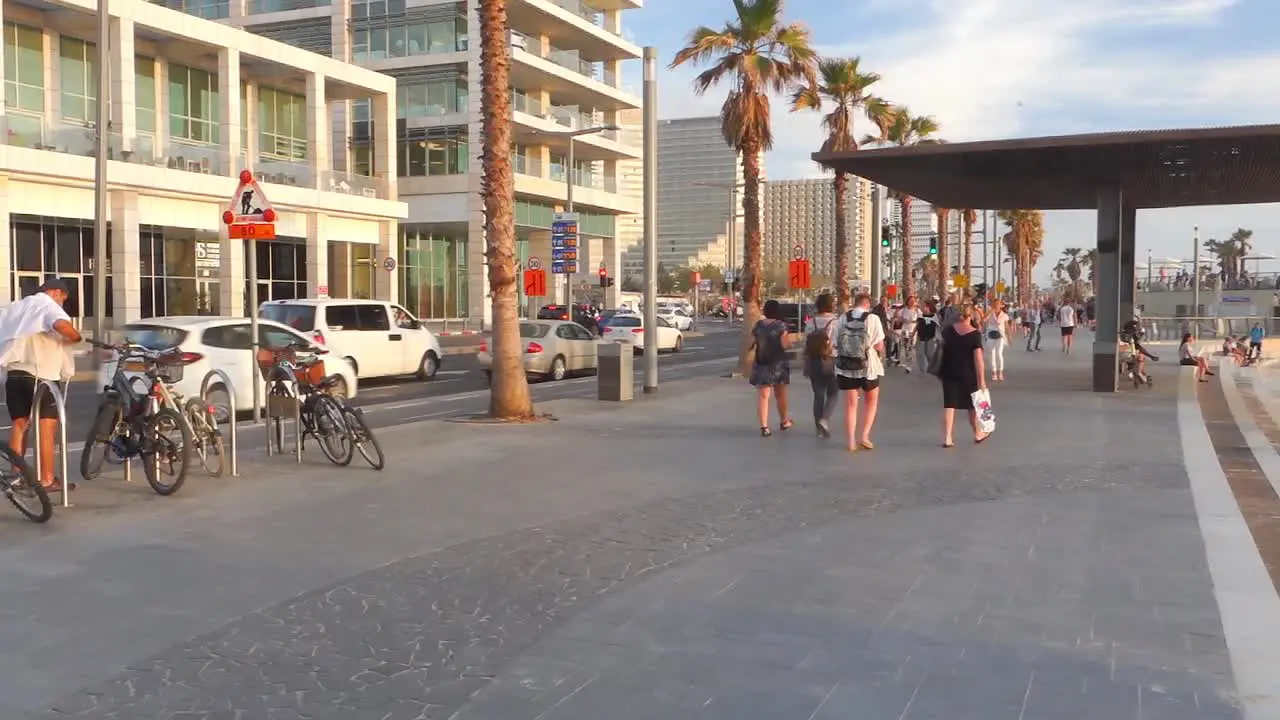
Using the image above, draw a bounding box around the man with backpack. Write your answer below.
[803,293,840,438]
[834,293,886,452]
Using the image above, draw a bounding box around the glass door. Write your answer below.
[15,273,41,301]
[197,280,220,315]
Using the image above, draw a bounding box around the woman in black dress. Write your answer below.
[938,302,990,447]
[748,300,794,436]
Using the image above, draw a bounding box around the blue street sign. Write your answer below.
[551,212,580,274]
[551,261,579,274]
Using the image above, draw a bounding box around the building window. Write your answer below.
[248,239,307,301]
[168,63,219,144]
[352,17,466,61]
[59,37,98,124]
[350,99,374,176]
[398,78,467,118]
[140,230,201,317]
[3,23,44,145]
[9,216,110,318]
[136,57,157,134]
[397,130,467,177]
[258,86,308,160]
[401,225,467,319]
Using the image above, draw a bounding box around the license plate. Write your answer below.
[122,360,149,372]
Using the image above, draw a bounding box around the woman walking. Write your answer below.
[834,293,886,452]
[914,298,940,373]
[984,299,1013,382]
[749,299,793,436]
[938,302,990,447]
[804,293,840,438]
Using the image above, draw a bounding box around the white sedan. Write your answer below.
[95,316,359,418]
[601,315,684,353]
[658,308,694,331]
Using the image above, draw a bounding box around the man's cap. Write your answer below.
[38,278,70,294]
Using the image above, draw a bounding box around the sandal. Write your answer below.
[41,478,69,493]
[975,432,991,444]
[942,442,955,448]
[761,427,773,437]
[858,440,875,450]
[780,419,794,432]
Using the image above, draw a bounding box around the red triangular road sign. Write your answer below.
[227,173,275,223]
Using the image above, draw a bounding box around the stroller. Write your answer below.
[1120,320,1157,388]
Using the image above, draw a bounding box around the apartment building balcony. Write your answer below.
[511,151,637,213]
[509,0,641,59]
[510,93,639,161]
[246,0,331,14]
[508,31,639,110]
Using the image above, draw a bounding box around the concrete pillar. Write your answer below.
[0,0,5,121]
[109,18,136,153]
[229,0,247,19]
[374,220,398,303]
[305,73,329,189]
[155,60,169,159]
[218,48,242,175]
[109,192,142,323]
[43,30,59,123]
[306,213,329,298]
[243,83,258,167]
[219,229,246,316]
[372,92,394,195]
[0,178,11,303]
[1118,204,1137,326]
[1093,186,1122,392]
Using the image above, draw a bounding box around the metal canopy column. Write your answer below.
[1118,203,1137,327]
[1093,187,1122,392]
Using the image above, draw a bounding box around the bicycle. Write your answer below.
[81,339,194,495]
[0,446,51,523]
[326,389,384,471]
[261,345,353,466]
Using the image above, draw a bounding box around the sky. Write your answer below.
[623,0,1280,282]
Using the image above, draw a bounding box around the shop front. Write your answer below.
[10,215,109,323]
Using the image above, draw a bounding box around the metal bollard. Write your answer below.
[31,380,71,509]
[200,370,239,477]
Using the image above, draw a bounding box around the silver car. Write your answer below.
[478,320,599,382]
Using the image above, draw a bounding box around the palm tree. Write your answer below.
[862,107,940,296]
[917,255,940,295]
[998,210,1046,307]
[791,56,889,309]
[1059,247,1084,300]
[1082,248,1098,292]
[935,207,951,293]
[672,0,816,372]
[961,209,976,280]
[478,0,533,418]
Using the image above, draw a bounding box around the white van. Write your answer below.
[259,299,444,380]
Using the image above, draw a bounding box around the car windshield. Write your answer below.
[120,324,188,350]
[260,304,317,331]
[612,316,642,328]
[520,322,551,338]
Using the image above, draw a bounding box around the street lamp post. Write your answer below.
[550,124,620,311]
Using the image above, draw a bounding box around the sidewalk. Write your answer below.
[0,344,1246,719]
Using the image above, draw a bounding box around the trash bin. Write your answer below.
[597,342,634,401]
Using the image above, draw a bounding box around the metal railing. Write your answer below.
[1141,315,1275,341]
[248,0,330,12]
[320,170,388,199]
[1138,272,1280,292]
[509,31,621,88]
[201,370,239,477]
[30,381,71,509]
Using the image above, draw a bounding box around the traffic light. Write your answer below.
[928,235,939,256]
[598,267,608,287]
[603,277,615,288]
[880,223,891,248]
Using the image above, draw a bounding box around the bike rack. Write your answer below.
[200,370,239,477]
[263,372,303,464]
[31,380,71,509]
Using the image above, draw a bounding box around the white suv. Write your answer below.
[259,299,443,381]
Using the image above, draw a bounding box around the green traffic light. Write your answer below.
[929,247,938,255]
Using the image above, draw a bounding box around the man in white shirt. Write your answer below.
[896,296,921,373]
[1057,302,1077,355]
[834,293,886,452]
[1023,305,1042,351]
[1,280,81,490]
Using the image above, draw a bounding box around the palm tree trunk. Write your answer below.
[736,138,765,375]
[900,195,913,297]
[962,211,973,280]
[1019,248,1031,306]
[833,171,849,309]
[478,0,533,419]
[936,208,950,297]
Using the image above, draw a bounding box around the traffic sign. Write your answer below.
[527,256,542,270]
[551,212,580,275]
[383,257,397,272]
[952,273,969,289]
[886,283,899,299]
[223,169,277,240]
[698,279,712,292]
[792,244,804,260]
[995,280,1007,294]
[788,259,811,289]
[523,268,547,297]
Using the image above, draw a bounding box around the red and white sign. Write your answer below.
[316,284,330,298]
[222,170,277,240]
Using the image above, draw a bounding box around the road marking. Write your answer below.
[436,370,469,376]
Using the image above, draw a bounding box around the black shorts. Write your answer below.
[1061,326,1075,337]
[837,375,880,392]
[1251,341,1263,350]
[941,379,978,409]
[6,371,57,421]
[1180,358,1200,366]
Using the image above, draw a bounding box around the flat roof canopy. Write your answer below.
[813,124,1280,210]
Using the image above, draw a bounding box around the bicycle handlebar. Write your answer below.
[88,337,182,363]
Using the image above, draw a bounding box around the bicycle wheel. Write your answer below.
[141,407,192,496]
[184,398,225,477]
[1,446,51,523]
[311,395,354,466]
[342,406,384,471]
[80,398,126,482]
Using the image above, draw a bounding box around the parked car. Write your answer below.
[658,307,694,331]
[259,298,442,381]
[597,307,638,333]
[477,321,599,382]
[772,302,816,334]
[601,315,683,353]
[96,316,359,419]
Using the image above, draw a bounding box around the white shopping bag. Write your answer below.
[971,388,996,434]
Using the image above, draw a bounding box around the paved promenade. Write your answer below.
[0,337,1270,719]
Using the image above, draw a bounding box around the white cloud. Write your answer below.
[654,0,1280,281]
